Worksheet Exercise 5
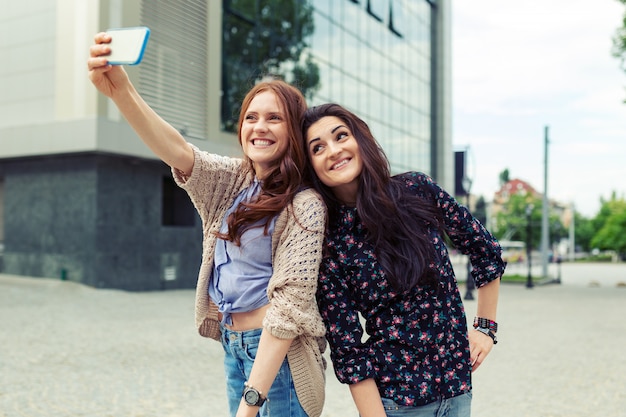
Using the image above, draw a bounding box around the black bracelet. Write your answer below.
[473,317,498,332]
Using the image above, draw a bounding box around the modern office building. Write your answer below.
[0,0,451,290]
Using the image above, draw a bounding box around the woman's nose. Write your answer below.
[254,119,268,132]
[327,142,341,158]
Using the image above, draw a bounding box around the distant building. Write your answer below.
[492,178,572,244]
[0,0,452,289]
[494,178,540,204]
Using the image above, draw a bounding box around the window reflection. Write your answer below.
[222,0,319,132]
[221,0,435,173]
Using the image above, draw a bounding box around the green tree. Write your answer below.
[473,195,487,225]
[573,213,595,252]
[591,192,619,233]
[590,195,626,258]
[498,168,510,187]
[494,192,542,249]
[496,194,569,253]
[222,0,319,131]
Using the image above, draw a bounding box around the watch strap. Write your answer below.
[475,326,498,344]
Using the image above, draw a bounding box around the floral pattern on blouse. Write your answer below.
[317,172,505,406]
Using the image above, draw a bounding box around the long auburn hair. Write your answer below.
[217,79,308,245]
[301,103,445,291]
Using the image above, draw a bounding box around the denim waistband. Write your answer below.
[220,324,263,346]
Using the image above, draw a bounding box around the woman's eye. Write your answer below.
[311,144,322,154]
[337,132,348,140]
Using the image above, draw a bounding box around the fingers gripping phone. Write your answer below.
[105,26,151,65]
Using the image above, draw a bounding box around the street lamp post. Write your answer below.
[553,222,562,284]
[526,204,534,289]
[463,176,474,300]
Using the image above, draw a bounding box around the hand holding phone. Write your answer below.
[105,26,150,65]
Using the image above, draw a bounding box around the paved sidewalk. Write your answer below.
[1,263,625,416]
[466,262,626,417]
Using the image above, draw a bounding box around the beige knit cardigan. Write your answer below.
[172,145,327,417]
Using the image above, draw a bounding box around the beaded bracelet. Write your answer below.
[473,317,498,332]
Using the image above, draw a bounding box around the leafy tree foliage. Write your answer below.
[494,192,566,251]
[222,0,320,132]
[591,192,619,233]
[494,193,542,249]
[473,195,488,225]
[572,213,595,253]
[590,194,626,258]
[498,168,510,187]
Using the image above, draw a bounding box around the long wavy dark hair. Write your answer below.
[217,79,308,245]
[301,103,445,291]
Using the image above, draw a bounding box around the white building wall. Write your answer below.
[0,0,103,158]
[0,1,57,128]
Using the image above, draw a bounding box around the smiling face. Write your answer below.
[240,90,290,179]
[306,116,363,205]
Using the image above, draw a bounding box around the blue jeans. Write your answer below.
[221,326,307,417]
[380,392,472,417]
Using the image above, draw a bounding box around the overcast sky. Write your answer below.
[452,0,626,217]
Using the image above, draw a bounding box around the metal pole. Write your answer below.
[526,204,534,289]
[464,178,475,300]
[541,126,550,278]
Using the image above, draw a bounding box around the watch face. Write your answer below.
[244,389,259,404]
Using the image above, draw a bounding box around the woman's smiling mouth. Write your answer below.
[331,159,350,170]
[253,139,274,146]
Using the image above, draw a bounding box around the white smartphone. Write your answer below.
[105,26,151,65]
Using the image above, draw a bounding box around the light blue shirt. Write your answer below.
[209,178,276,325]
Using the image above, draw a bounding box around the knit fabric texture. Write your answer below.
[172,145,327,417]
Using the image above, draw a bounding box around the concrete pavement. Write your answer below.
[1,262,625,416]
[466,262,626,417]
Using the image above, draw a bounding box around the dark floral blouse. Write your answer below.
[316,172,505,407]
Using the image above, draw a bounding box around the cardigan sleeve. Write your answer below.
[264,188,328,340]
[171,144,250,220]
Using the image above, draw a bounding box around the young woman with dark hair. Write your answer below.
[88,32,327,417]
[302,103,505,417]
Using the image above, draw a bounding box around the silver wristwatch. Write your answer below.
[242,383,267,407]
